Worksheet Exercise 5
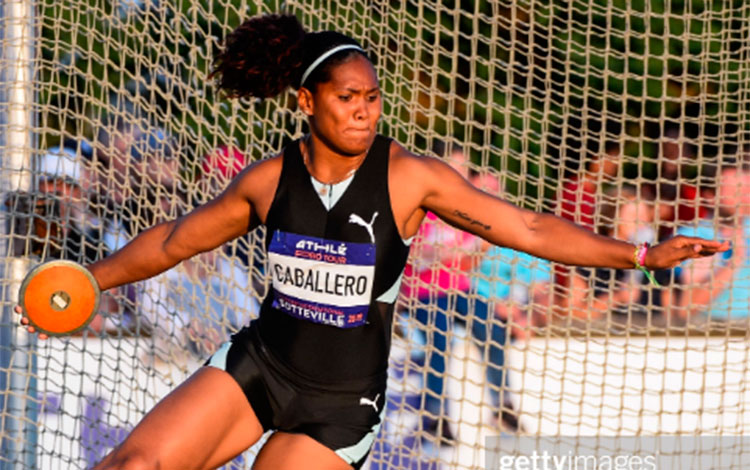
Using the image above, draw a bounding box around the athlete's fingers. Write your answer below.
[26,325,48,340]
[697,247,720,256]
[679,237,729,253]
[684,243,709,259]
[650,237,729,269]
[671,237,729,260]
[19,315,48,339]
[694,240,731,257]
[14,305,22,314]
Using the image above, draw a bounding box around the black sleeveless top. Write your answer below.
[258,134,411,382]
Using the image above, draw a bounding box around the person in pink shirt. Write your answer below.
[402,147,505,441]
[401,212,478,299]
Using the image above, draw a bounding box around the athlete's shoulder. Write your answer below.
[236,151,282,183]
[215,150,283,225]
[240,136,301,178]
[227,151,283,203]
[385,139,465,238]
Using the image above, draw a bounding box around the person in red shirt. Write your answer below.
[559,141,620,229]
[556,141,621,302]
[650,127,711,240]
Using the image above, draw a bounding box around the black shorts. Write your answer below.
[205,323,386,469]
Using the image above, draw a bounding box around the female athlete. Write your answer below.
[19,13,728,470]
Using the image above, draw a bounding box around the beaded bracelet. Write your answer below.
[633,242,660,286]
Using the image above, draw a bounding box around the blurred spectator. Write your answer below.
[446,144,470,179]
[141,250,260,364]
[555,141,621,306]
[404,215,481,439]
[85,119,183,332]
[89,123,264,342]
[402,155,537,436]
[477,247,552,340]
[677,163,750,320]
[199,145,266,298]
[401,146,477,306]
[660,125,692,180]
[80,120,139,250]
[37,141,103,263]
[648,125,711,240]
[90,119,180,236]
[559,141,621,230]
[36,140,129,331]
[473,242,551,430]
[199,144,248,195]
[401,146,488,441]
[118,0,158,17]
[741,144,750,165]
[568,186,672,320]
[130,127,180,194]
[140,192,259,364]
[89,118,144,207]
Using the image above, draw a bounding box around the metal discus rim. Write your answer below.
[18,260,101,337]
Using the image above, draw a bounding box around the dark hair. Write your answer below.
[296,31,366,91]
[62,137,93,161]
[210,14,368,99]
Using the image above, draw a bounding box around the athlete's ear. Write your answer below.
[297,87,314,116]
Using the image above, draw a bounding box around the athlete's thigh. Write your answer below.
[95,366,264,470]
[253,432,353,470]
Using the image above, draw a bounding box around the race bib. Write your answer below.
[268,230,376,328]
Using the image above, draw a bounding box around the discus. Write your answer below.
[18,260,100,336]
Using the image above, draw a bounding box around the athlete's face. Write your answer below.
[300,55,381,156]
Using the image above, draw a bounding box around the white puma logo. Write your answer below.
[348,212,378,243]
[359,393,380,412]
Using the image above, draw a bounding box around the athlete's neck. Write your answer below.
[301,134,368,185]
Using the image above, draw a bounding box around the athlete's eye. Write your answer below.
[339,95,352,102]
[367,93,379,102]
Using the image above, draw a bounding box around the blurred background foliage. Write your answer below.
[38,0,749,206]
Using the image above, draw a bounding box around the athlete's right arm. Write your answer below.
[89,156,281,291]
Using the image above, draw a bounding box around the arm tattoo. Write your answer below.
[453,210,491,231]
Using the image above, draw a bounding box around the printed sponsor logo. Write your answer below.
[349,211,378,243]
[269,230,375,328]
[360,393,381,412]
[295,239,348,256]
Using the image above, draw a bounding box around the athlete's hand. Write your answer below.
[14,305,49,340]
[646,236,730,270]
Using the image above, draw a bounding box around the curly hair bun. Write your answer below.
[211,14,306,99]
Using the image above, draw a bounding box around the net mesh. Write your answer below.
[2,0,750,468]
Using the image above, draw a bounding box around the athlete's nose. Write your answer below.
[354,97,369,121]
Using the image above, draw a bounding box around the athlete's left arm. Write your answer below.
[395,153,728,270]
